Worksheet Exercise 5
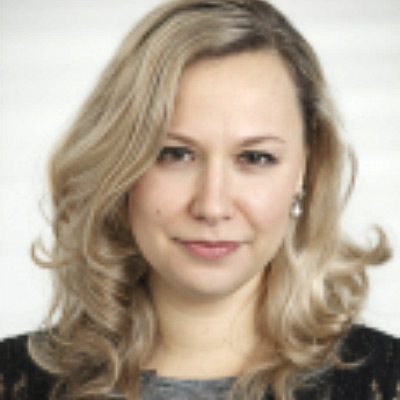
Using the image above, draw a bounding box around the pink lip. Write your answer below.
[179,241,240,259]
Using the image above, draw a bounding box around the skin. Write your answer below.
[129,50,307,377]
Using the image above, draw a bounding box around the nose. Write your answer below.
[189,159,234,224]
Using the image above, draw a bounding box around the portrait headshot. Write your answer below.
[1,1,399,399]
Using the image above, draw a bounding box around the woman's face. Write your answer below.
[129,51,306,301]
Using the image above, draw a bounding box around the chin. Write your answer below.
[170,265,264,301]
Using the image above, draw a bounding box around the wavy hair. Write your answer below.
[29,0,390,399]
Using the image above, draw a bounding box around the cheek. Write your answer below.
[241,183,294,231]
[129,173,185,230]
[129,193,162,234]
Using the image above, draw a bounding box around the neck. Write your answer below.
[143,274,263,379]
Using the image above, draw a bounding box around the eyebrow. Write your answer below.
[240,135,286,146]
[166,132,286,146]
[165,132,197,146]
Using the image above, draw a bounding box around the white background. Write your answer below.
[1,0,399,340]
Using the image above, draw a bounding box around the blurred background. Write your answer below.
[1,0,399,339]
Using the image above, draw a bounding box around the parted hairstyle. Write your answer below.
[29,0,390,399]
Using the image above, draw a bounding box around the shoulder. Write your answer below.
[0,333,55,400]
[330,324,400,399]
[340,324,399,359]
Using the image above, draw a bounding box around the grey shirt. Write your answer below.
[140,370,235,400]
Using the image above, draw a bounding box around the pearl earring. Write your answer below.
[291,189,305,218]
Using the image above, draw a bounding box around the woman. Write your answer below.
[1,0,399,399]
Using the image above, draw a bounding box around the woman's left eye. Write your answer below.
[237,151,278,167]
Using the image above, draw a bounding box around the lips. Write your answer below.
[179,240,240,259]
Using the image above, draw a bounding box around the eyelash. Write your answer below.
[157,146,195,163]
[157,146,278,167]
[237,151,278,167]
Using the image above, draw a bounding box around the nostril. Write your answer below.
[189,191,234,224]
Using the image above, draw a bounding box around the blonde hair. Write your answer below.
[29,0,390,399]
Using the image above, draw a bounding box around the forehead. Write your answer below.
[169,50,303,142]
[175,50,300,112]
[182,49,295,89]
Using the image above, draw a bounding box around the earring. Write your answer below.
[291,189,305,218]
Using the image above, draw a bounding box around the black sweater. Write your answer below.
[1,325,399,400]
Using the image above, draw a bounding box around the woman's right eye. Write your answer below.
[157,146,195,164]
